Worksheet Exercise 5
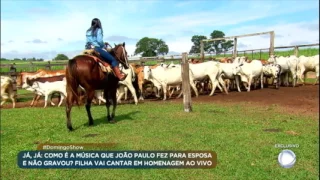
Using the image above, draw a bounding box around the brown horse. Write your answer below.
[65,42,129,131]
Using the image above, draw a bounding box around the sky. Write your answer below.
[1,0,319,60]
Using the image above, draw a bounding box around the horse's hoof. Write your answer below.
[109,120,116,124]
[68,127,74,131]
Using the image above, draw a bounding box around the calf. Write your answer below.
[26,75,65,107]
[31,78,67,108]
[0,76,17,108]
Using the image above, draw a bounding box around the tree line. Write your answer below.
[133,30,234,57]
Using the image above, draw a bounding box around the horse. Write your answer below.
[65,42,129,131]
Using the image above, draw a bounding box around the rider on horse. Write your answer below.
[85,18,127,81]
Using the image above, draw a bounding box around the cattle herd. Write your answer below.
[0,54,319,109]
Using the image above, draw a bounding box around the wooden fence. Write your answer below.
[1,43,319,74]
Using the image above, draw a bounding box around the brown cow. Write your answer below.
[259,59,269,65]
[130,63,159,100]
[188,58,202,64]
[219,57,233,63]
[17,69,66,87]
[17,69,66,106]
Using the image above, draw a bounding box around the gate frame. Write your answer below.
[200,31,275,60]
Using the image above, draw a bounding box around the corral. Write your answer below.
[1,77,318,119]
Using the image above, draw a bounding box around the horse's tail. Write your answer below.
[66,59,81,107]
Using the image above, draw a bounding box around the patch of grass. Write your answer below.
[1,102,318,179]
[211,48,319,60]
[17,89,31,95]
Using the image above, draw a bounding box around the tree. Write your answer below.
[221,40,234,51]
[54,54,69,60]
[209,30,226,54]
[189,35,211,54]
[134,37,169,57]
[190,30,234,55]
[156,39,169,56]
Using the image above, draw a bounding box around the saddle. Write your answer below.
[81,48,113,73]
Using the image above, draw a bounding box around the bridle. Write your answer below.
[111,45,129,67]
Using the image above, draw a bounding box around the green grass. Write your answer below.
[0,60,67,73]
[215,47,319,61]
[1,101,318,179]
[17,89,32,95]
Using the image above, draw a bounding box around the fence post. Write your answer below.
[29,62,34,72]
[269,31,275,56]
[9,63,17,93]
[233,38,237,58]
[200,41,204,61]
[260,49,262,59]
[294,46,299,56]
[251,50,254,60]
[46,61,51,70]
[9,63,16,73]
[181,52,192,112]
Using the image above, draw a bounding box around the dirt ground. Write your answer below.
[1,82,319,119]
[183,83,319,118]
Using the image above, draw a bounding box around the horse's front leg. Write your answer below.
[110,88,118,123]
[104,89,112,123]
[85,90,95,126]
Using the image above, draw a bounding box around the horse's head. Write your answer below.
[111,42,129,69]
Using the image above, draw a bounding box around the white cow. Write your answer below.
[0,76,16,108]
[232,60,264,92]
[94,90,106,105]
[144,66,163,98]
[144,65,198,100]
[168,62,227,95]
[268,55,299,87]
[189,61,228,96]
[117,64,138,105]
[262,64,282,89]
[31,79,67,108]
[233,56,247,64]
[217,62,242,92]
[77,86,106,105]
[159,63,183,97]
[297,54,319,85]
